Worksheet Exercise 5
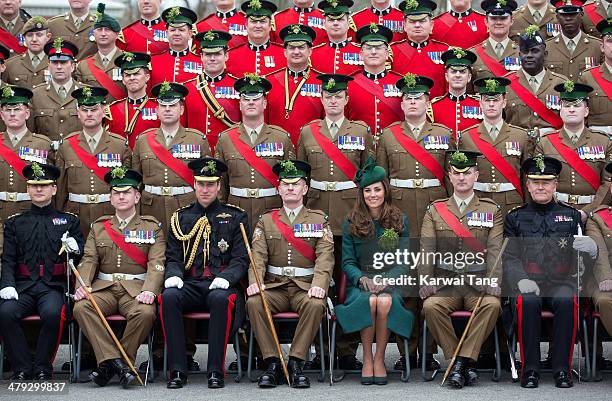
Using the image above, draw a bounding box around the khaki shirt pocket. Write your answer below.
[266,232,283,256]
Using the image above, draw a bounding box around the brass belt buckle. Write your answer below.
[248,188,259,198]
[88,194,99,203]
[489,183,499,192]
[283,267,295,277]
[569,194,579,204]
[326,181,336,191]
[113,273,126,281]
[413,179,423,188]
[8,192,17,201]
[162,186,172,196]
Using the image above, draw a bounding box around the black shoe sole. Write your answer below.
[121,375,136,389]
[167,383,184,389]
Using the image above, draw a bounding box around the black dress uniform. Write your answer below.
[160,157,249,389]
[0,163,84,379]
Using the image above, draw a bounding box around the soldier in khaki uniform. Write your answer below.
[510,0,560,41]
[0,1,26,37]
[29,39,83,148]
[55,86,132,237]
[73,167,165,389]
[459,77,535,217]
[3,17,51,89]
[215,75,295,232]
[0,86,52,221]
[247,160,334,388]
[581,0,610,38]
[74,4,126,102]
[535,81,612,216]
[47,0,98,60]
[133,82,211,229]
[544,0,603,80]
[420,150,503,389]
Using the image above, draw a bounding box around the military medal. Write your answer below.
[19,147,49,164]
[97,153,122,167]
[89,29,95,42]
[153,29,168,42]
[505,142,521,156]
[555,215,573,222]
[217,238,229,253]
[467,21,477,32]
[17,34,25,47]
[382,20,403,33]
[584,57,597,70]
[172,144,201,159]
[254,142,284,157]
[300,83,322,97]
[183,61,202,74]
[427,51,443,64]
[577,145,605,160]
[503,57,521,71]
[545,94,560,110]
[52,217,68,226]
[546,23,560,37]
[44,69,52,84]
[338,135,365,150]
[141,107,157,120]
[294,223,324,238]
[342,52,362,65]
[112,68,122,81]
[229,23,247,36]
[423,135,449,150]
[383,84,402,97]
[215,86,239,99]
[467,212,493,227]
[264,56,275,68]
[307,16,325,29]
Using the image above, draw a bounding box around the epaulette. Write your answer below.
[6,212,21,221]
[516,4,527,12]
[506,123,528,132]
[429,121,453,132]
[173,203,193,217]
[381,121,402,133]
[227,72,239,80]
[467,94,480,100]
[557,201,579,211]
[307,208,328,220]
[140,215,162,226]
[226,203,245,213]
[93,215,114,223]
[62,131,80,140]
[479,197,502,209]
[312,42,325,50]
[549,71,569,80]
[427,198,449,210]
[266,124,292,138]
[184,127,206,136]
[351,120,369,130]
[589,128,610,138]
[591,205,610,216]
[60,211,79,219]
[107,131,128,142]
[264,67,285,77]
[430,95,445,104]
[431,38,450,47]
[31,132,52,143]
[473,9,485,16]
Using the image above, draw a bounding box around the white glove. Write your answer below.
[0,287,18,300]
[164,276,184,289]
[517,279,540,296]
[61,232,80,254]
[573,235,598,258]
[209,277,229,290]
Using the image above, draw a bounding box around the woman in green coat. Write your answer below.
[335,158,414,385]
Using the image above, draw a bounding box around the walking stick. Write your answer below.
[68,259,144,386]
[239,223,291,385]
[59,245,74,382]
[441,237,509,386]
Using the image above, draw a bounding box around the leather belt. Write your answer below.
[144,184,194,196]
[309,179,357,191]
[474,182,516,193]
[98,272,146,281]
[230,186,277,198]
[17,263,66,277]
[69,193,111,204]
[0,191,31,202]
[267,265,314,277]
[555,192,595,205]
[390,178,441,189]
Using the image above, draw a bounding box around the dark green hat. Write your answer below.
[398,0,437,19]
[596,18,612,36]
[21,16,48,35]
[473,76,511,96]
[279,24,317,46]
[114,52,151,73]
[447,150,481,173]
[71,86,109,106]
[23,162,60,185]
[0,85,33,105]
[554,80,593,101]
[44,38,78,60]
[395,73,434,96]
[481,0,518,16]
[234,73,272,98]
[151,81,189,105]
[356,23,393,45]
[272,160,311,184]
[551,0,584,14]
[318,0,354,17]
[317,73,353,93]
[94,3,121,33]
[194,30,233,52]
[522,154,562,180]
[104,166,142,191]
[241,0,277,19]
[188,157,228,182]
[519,25,546,50]
[353,156,386,188]
[162,6,198,27]
[441,48,477,70]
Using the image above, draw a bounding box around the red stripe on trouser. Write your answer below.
[517,295,525,378]
[221,294,237,376]
[50,305,67,372]
[158,293,168,375]
[568,296,578,377]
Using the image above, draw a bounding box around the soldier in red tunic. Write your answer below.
[311,0,362,75]
[272,0,328,46]
[390,0,449,98]
[226,0,286,76]
[149,7,203,88]
[432,0,488,49]
[184,30,241,152]
[351,0,406,43]
[195,0,249,49]
[118,0,169,55]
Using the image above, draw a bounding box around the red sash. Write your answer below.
[103,220,148,269]
[596,208,612,230]
[388,125,446,186]
[0,28,26,53]
[0,134,26,178]
[474,45,506,76]
[590,67,612,102]
[270,210,316,262]
[199,16,228,32]
[145,130,194,185]
[129,22,167,53]
[467,126,523,197]
[355,75,403,118]
[433,13,454,41]
[547,132,600,190]
[86,58,125,100]
[309,122,357,180]
[227,127,278,187]
[433,202,485,254]
[66,135,109,181]
[584,4,605,27]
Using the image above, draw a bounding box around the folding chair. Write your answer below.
[589,311,611,381]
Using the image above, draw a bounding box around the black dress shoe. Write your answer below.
[420,354,441,372]
[521,370,539,388]
[208,371,225,389]
[303,355,321,370]
[447,358,466,389]
[89,361,115,387]
[63,354,97,371]
[34,370,52,380]
[187,355,200,371]
[463,361,478,386]
[167,370,187,389]
[338,355,363,370]
[288,358,310,388]
[138,355,163,372]
[111,359,136,389]
[258,358,281,388]
[554,370,573,388]
[11,371,31,380]
[394,355,416,371]
[229,357,259,371]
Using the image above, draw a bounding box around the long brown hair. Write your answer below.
[348,178,404,238]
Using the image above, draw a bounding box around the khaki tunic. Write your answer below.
[581,1,608,38]
[0,15,25,37]
[247,207,334,359]
[544,33,603,80]
[74,50,126,102]
[510,4,560,42]
[3,52,50,89]
[578,64,612,129]
[215,123,295,232]
[296,119,373,235]
[55,130,132,237]
[132,126,211,229]
[535,128,612,212]
[376,121,451,237]
[458,122,535,216]
[586,205,612,337]
[0,131,53,220]
[74,214,165,363]
[469,39,521,81]
[47,13,98,60]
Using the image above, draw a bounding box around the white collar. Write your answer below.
[488,37,510,50]
[562,31,582,47]
[523,68,546,83]
[453,193,475,210]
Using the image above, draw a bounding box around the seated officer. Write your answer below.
[73,167,165,389]
[247,160,334,388]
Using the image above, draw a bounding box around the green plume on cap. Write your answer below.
[485,79,499,93]
[525,25,539,37]
[403,72,417,88]
[111,165,127,179]
[499,0,507,5]
[324,78,336,91]
[53,37,63,51]
[167,6,180,20]
[291,24,303,34]
[30,16,46,25]
[31,162,44,178]
[95,3,105,22]
[159,81,172,95]
[249,0,262,10]
[244,72,261,84]
[280,160,298,175]
[534,154,545,173]
[330,0,339,7]
[404,0,419,10]
[82,86,92,98]
[123,52,134,62]
[452,48,467,58]
[1,86,14,98]
[369,22,379,33]
[379,228,399,251]
[202,160,217,174]
[203,30,217,41]
[564,80,575,93]
[451,150,468,164]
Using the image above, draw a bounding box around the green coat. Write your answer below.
[335,216,415,338]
